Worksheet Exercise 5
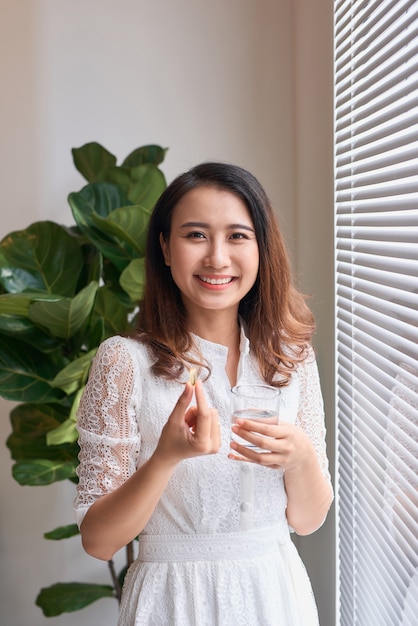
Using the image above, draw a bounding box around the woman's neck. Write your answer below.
[187,312,241,386]
[187,312,240,350]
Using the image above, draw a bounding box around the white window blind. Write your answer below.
[334,1,418,625]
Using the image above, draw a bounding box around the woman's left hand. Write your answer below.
[229,418,333,534]
[228,419,315,471]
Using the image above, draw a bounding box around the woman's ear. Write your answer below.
[159,232,171,266]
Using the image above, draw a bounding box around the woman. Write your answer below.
[74,162,333,625]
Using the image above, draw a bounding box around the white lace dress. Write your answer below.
[74,331,331,626]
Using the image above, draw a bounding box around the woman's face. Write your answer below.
[160,186,259,319]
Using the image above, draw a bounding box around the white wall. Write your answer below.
[0,1,335,624]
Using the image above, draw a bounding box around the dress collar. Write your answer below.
[191,324,250,362]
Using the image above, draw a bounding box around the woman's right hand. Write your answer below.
[155,380,221,466]
[80,380,222,560]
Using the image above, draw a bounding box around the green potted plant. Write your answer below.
[0,141,167,617]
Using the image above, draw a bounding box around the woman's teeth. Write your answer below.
[199,276,233,285]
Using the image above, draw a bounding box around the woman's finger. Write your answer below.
[234,418,280,439]
[191,381,221,452]
[170,382,194,424]
[229,441,282,468]
[231,423,278,452]
[210,410,222,444]
[192,381,212,438]
[193,380,209,410]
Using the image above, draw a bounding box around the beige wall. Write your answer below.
[0,1,335,624]
[292,3,336,624]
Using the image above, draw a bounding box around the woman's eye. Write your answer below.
[186,231,205,239]
[230,232,248,240]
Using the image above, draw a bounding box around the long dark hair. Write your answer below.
[135,162,315,385]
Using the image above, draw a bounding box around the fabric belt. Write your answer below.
[137,525,289,562]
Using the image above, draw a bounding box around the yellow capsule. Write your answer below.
[189,368,197,386]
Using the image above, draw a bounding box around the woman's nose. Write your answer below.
[204,241,230,268]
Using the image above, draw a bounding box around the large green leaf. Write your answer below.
[68,384,84,424]
[69,181,127,221]
[126,164,166,208]
[29,282,99,339]
[12,458,77,485]
[0,222,83,296]
[46,384,86,446]
[7,403,78,463]
[94,285,133,336]
[76,240,102,290]
[0,292,63,316]
[122,144,168,167]
[72,142,117,183]
[0,314,60,352]
[44,524,80,540]
[46,417,78,446]
[91,204,152,257]
[83,315,105,351]
[49,351,96,395]
[0,337,65,402]
[36,582,115,616]
[102,163,166,211]
[0,292,30,316]
[120,258,146,302]
[68,183,132,271]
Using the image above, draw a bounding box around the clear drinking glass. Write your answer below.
[230,384,280,453]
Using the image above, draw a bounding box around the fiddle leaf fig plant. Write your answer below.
[0,141,167,617]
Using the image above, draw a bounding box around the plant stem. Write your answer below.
[127,540,135,567]
[108,559,122,603]
[107,540,135,604]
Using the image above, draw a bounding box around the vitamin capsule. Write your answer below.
[189,368,197,386]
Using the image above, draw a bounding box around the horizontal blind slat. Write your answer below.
[335,112,418,155]
[335,195,418,213]
[335,127,418,165]
[335,58,418,123]
[337,208,418,226]
[336,246,418,266]
[336,155,418,182]
[336,141,418,172]
[337,285,417,325]
[336,177,418,201]
[337,225,418,243]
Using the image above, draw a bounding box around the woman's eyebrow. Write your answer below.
[179,221,255,232]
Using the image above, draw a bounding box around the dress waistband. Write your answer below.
[137,526,289,562]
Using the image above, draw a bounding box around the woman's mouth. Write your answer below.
[197,275,234,285]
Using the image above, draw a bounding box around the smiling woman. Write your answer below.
[74,162,333,626]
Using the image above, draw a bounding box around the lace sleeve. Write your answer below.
[73,336,141,527]
[295,349,332,484]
